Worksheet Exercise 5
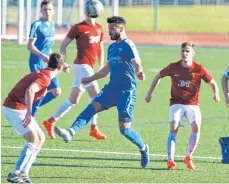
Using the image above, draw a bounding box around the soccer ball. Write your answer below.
[85,0,104,18]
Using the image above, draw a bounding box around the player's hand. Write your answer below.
[145,94,152,103]
[213,95,220,103]
[82,77,92,84]
[23,112,32,128]
[137,71,145,81]
[42,55,49,63]
[63,63,71,73]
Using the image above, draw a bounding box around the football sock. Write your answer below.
[53,99,75,121]
[32,97,44,116]
[12,143,35,174]
[31,92,57,117]
[21,147,40,174]
[187,132,200,157]
[120,128,144,150]
[167,132,176,161]
[71,103,97,133]
[89,97,97,126]
[39,91,57,106]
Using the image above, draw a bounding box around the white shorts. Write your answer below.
[169,104,202,126]
[72,64,98,92]
[2,106,42,136]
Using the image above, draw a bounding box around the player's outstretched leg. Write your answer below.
[54,126,73,143]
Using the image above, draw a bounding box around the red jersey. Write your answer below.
[160,60,213,106]
[67,21,103,68]
[3,69,51,110]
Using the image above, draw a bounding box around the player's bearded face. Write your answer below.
[108,24,121,40]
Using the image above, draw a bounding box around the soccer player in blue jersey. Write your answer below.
[219,66,229,164]
[54,16,150,168]
[27,0,61,116]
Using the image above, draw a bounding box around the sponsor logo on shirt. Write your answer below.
[177,80,192,87]
[89,36,100,44]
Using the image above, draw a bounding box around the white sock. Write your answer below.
[53,99,74,121]
[12,143,35,174]
[187,132,200,157]
[89,98,97,126]
[21,147,40,174]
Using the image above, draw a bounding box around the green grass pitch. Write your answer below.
[1,42,229,183]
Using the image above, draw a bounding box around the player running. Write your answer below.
[145,42,220,170]
[43,13,106,140]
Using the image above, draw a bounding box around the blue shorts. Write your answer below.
[29,60,60,89]
[94,84,136,123]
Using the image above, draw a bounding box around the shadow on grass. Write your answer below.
[2,161,167,171]
[2,155,221,164]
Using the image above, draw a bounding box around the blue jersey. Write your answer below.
[29,19,55,65]
[107,39,140,90]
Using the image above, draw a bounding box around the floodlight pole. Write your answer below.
[154,0,159,31]
[112,0,119,16]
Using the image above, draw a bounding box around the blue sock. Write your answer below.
[71,103,97,133]
[32,92,57,117]
[32,97,44,117]
[120,128,144,150]
[39,91,57,106]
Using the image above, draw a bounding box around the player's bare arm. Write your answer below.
[221,75,229,107]
[208,79,220,102]
[82,63,110,84]
[24,82,41,127]
[132,58,145,81]
[27,38,49,62]
[60,37,72,73]
[97,41,104,70]
[145,73,161,103]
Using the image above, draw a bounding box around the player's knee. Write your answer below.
[51,88,62,96]
[39,132,46,146]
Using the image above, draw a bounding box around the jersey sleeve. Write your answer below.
[128,42,140,61]
[224,67,229,79]
[29,22,39,39]
[201,66,213,83]
[67,25,80,40]
[160,64,172,78]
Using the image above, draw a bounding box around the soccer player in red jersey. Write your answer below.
[145,42,220,170]
[43,14,106,140]
[2,53,65,183]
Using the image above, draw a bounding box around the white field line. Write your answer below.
[1,146,221,160]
